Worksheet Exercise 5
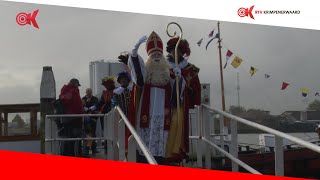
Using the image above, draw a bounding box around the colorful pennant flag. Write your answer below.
[301,88,309,97]
[205,38,214,50]
[208,29,215,38]
[205,34,220,50]
[224,50,233,69]
[265,74,270,79]
[214,33,220,39]
[249,66,257,76]
[281,82,290,90]
[197,38,203,46]
[231,56,243,69]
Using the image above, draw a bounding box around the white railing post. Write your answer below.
[128,135,137,163]
[230,118,239,172]
[52,118,58,155]
[113,109,119,160]
[118,119,125,161]
[104,114,109,159]
[107,112,114,160]
[45,116,52,154]
[196,105,203,168]
[203,108,211,169]
[275,136,284,176]
[210,112,217,157]
[188,110,194,159]
[219,114,225,158]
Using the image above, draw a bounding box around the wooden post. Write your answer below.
[30,108,37,136]
[40,66,56,154]
[0,112,2,136]
[4,112,8,136]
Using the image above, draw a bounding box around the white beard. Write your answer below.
[145,55,170,86]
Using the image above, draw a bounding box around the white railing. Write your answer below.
[45,106,157,164]
[194,104,320,176]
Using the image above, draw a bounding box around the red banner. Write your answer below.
[0,150,308,180]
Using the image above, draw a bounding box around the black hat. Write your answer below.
[70,78,81,86]
[117,71,131,84]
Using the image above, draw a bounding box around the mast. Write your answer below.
[217,21,227,125]
[237,72,240,107]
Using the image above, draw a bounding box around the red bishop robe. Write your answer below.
[125,55,173,158]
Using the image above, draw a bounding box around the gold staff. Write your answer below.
[166,22,183,125]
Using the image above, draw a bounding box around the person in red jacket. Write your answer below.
[59,78,84,157]
[60,78,84,115]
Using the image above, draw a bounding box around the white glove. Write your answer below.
[173,67,181,78]
[89,106,96,111]
[136,36,148,46]
[132,35,148,57]
[84,107,88,111]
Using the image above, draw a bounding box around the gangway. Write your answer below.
[44,104,320,177]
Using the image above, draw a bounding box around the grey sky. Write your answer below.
[1,1,320,115]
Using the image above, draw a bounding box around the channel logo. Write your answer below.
[238,6,255,19]
[238,5,300,20]
[16,9,39,29]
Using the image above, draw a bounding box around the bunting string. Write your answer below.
[198,34,319,102]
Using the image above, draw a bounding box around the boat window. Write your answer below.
[0,104,40,141]
[8,113,31,136]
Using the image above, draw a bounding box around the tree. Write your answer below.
[244,108,270,123]
[12,114,25,128]
[229,105,246,115]
[307,100,320,111]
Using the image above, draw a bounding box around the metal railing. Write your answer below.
[45,106,157,164]
[193,104,320,176]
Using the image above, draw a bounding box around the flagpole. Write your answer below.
[217,21,227,127]
[237,72,240,108]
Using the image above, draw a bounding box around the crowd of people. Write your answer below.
[55,31,202,165]
[56,72,132,157]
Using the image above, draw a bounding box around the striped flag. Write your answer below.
[249,66,257,76]
[208,29,215,37]
[281,82,290,90]
[265,74,270,79]
[301,88,309,97]
[231,56,243,69]
[224,50,233,69]
[213,33,220,39]
[197,38,203,46]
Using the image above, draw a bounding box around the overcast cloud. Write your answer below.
[1,1,320,115]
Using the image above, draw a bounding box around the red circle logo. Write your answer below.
[238,8,246,17]
[16,12,28,26]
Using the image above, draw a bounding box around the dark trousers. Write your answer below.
[84,117,97,152]
[100,116,107,154]
[91,122,97,152]
[60,126,82,156]
[59,118,83,157]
